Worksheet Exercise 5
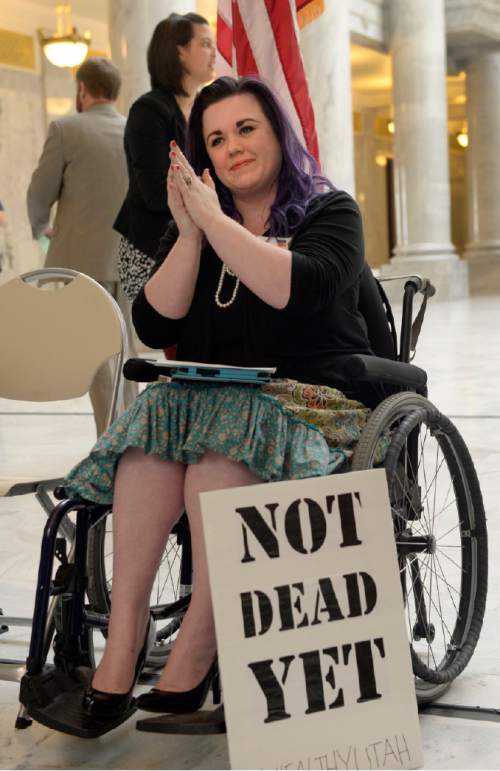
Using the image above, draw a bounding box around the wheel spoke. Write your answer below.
[403,551,455,670]
[426,542,434,669]
[156,542,181,603]
[158,539,179,568]
[436,471,455,527]
[158,544,181,604]
[416,576,455,641]
[431,554,449,656]
[157,542,181,604]
[419,428,433,532]
[436,547,465,573]
[437,521,463,542]
[420,455,448,523]
[431,443,440,533]
[424,495,459,526]
[433,550,461,606]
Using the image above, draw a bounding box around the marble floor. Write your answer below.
[0,294,499,769]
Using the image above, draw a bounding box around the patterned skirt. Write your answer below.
[117,236,156,302]
[64,380,375,505]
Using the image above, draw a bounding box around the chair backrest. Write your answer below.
[357,264,398,361]
[0,269,126,404]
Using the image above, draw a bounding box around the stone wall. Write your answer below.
[0,66,46,281]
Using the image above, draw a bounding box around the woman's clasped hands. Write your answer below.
[167,141,222,238]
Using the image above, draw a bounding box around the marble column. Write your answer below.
[109,0,196,115]
[382,0,468,301]
[300,0,355,195]
[463,51,500,294]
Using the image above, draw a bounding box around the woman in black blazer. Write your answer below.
[114,12,216,300]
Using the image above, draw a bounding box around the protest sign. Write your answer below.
[200,468,423,770]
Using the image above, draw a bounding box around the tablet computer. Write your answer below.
[123,358,276,385]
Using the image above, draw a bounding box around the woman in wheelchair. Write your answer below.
[64,75,392,725]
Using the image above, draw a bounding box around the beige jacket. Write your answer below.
[27,103,127,282]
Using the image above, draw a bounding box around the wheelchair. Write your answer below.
[15,268,488,738]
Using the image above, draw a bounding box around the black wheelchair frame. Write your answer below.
[15,272,488,738]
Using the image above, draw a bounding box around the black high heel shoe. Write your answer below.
[83,615,154,720]
[136,658,220,714]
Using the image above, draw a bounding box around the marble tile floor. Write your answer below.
[0,294,499,769]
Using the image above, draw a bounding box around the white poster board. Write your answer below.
[201,469,423,770]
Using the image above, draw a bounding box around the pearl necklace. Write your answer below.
[214,236,290,310]
[215,264,240,308]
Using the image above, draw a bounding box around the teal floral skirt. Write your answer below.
[65,380,372,505]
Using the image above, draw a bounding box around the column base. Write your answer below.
[463,245,500,295]
[379,255,469,303]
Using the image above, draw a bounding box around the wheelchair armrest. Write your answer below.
[5,477,64,497]
[341,354,427,390]
[377,273,436,297]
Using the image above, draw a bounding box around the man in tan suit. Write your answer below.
[27,58,137,435]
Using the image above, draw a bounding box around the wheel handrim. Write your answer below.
[386,409,478,683]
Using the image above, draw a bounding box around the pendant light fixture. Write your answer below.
[39,3,91,68]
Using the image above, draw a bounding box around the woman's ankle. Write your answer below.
[156,645,216,692]
[91,609,151,693]
[105,605,150,651]
[92,652,137,694]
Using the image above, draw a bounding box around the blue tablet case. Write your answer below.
[135,359,276,385]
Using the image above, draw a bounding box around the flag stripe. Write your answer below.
[236,0,307,147]
[216,0,320,161]
[232,0,259,76]
[217,12,233,66]
[263,0,319,159]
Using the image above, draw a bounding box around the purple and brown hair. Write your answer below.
[186,76,333,236]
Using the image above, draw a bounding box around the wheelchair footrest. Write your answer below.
[135,703,226,735]
[20,666,137,738]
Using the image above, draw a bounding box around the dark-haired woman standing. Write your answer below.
[114,12,215,301]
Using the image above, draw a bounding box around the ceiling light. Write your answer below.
[456,130,468,148]
[39,4,91,68]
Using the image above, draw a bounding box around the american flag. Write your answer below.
[216,0,323,163]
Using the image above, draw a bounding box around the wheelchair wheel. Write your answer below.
[352,392,488,703]
[86,513,191,668]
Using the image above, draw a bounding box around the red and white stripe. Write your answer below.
[216,0,233,76]
[216,0,320,163]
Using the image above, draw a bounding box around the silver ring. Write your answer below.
[184,175,192,186]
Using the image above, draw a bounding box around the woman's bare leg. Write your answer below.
[92,447,186,694]
[155,450,261,692]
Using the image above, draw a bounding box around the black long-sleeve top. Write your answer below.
[114,87,186,257]
[132,190,385,407]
